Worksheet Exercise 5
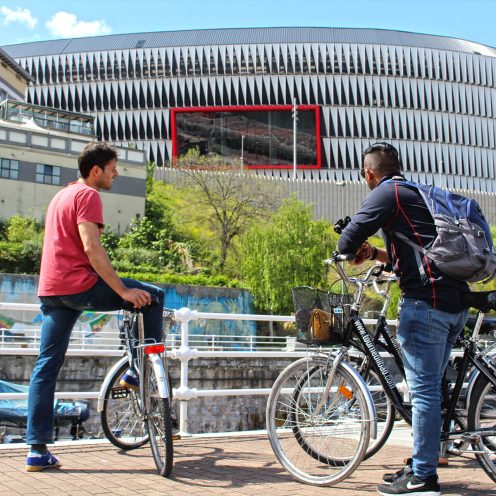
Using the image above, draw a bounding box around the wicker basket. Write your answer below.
[292,286,352,345]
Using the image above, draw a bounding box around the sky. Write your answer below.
[0,0,494,49]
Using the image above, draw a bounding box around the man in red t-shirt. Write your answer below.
[26,143,165,472]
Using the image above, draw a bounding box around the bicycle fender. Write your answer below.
[465,350,496,408]
[339,359,378,440]
[147,353,170,399]
[97,355,129,412]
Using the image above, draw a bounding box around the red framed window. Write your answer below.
[171,105,321,169]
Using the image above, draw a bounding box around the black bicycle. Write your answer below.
[266,253,496,486]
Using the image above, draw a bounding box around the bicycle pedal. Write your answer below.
[461,433,481,444]
[172,434,181,440]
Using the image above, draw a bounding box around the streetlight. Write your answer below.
[240,134,245,172]
[292,98,298,180]
[436,139,443,188]
[335,180,346,294]
[335,180,346,220]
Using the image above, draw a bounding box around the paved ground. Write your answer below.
[1,433,495,495]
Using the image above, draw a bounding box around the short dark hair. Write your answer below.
[78,142,118,178]
[362,142,402,176]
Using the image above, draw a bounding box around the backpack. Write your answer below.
[385,179,496,284]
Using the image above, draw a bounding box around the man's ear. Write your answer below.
[89,165,102,177]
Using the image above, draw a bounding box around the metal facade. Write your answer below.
[3,27,496,191]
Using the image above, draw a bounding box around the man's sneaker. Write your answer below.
[26,451,61,472]
[377,471,440,496]
[119,369,139,390]
[383,458,413,484]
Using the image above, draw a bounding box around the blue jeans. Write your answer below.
[397,298,467,479]
[26,277,165,445]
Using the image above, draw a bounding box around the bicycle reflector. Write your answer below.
[144,344,165,354]
[338,385,353,400]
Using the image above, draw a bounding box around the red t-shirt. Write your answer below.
[38,182,104,296]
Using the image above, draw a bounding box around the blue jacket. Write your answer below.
[338,175,468,313]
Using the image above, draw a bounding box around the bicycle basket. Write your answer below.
[162,309,176,338]
[292,287,352,345]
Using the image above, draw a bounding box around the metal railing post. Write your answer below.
[170,307,199,437]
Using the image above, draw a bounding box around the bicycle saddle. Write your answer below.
[122,294,160,311]
[462,290,496,312]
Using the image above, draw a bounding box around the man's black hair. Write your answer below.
[78,142,118,178]
[362,142,402,176]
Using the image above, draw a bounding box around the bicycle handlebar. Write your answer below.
[324,252,385,287]
[122,294,160,312]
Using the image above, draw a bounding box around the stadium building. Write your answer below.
[2,27,496,219]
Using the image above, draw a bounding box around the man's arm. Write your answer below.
[78,222,151,308]
[337,183,396,261]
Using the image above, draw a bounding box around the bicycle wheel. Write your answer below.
[467,372,496,482]
[266,355,371,486]
[143,355,173,477]
[101,360,148,450]
[360,367,395,459]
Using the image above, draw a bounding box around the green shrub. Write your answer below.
[116,270,243,288]
[0,239,41,273]
[5,215,41,243]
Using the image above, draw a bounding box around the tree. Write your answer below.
[240,196,338,315]
[175,148,280,269]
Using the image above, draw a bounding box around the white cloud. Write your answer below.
[45,11,111,38]
[0,6,37,29]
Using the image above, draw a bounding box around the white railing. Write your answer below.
[0,301,403,438]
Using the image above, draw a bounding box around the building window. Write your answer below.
[36,164,60,185]
[0,158,19,179]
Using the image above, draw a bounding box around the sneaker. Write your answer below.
[382,458,413,484]
[378,471,440,496]
[119,369,139,390]
[26,451,61,472]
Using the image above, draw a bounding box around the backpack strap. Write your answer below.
[383,178,430,285]
[393,232,429,284]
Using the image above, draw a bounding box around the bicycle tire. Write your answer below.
[467,372,496,482]
[100,360,148,450]
[266,355,371,486]
[143,355,173,477]
[287,363,392,465]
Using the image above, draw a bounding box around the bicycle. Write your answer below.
[266,252,496,486]
[97,296,177,477]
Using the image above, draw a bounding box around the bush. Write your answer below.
[4,215,41,243]
[112,246,163,273]
[116,270,243,288]
[0,239,42,274]
[0,215,43,274]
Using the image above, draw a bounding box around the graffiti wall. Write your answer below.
[0,274,256,347]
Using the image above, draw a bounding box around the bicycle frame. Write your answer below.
[346,313,412,424]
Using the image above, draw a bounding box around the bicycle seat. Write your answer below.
[462,290,496,312]
[122,294,160,312]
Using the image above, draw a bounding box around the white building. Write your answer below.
[2,27,495,219]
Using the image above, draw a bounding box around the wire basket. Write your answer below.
[162,308,176,339]
[292,286,352,345]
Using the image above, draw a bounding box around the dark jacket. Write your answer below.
[337,175,468,313]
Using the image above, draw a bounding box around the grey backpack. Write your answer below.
[386,179,496,284]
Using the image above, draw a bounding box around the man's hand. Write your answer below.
[120,288,152,309]
[353,242,375,265]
